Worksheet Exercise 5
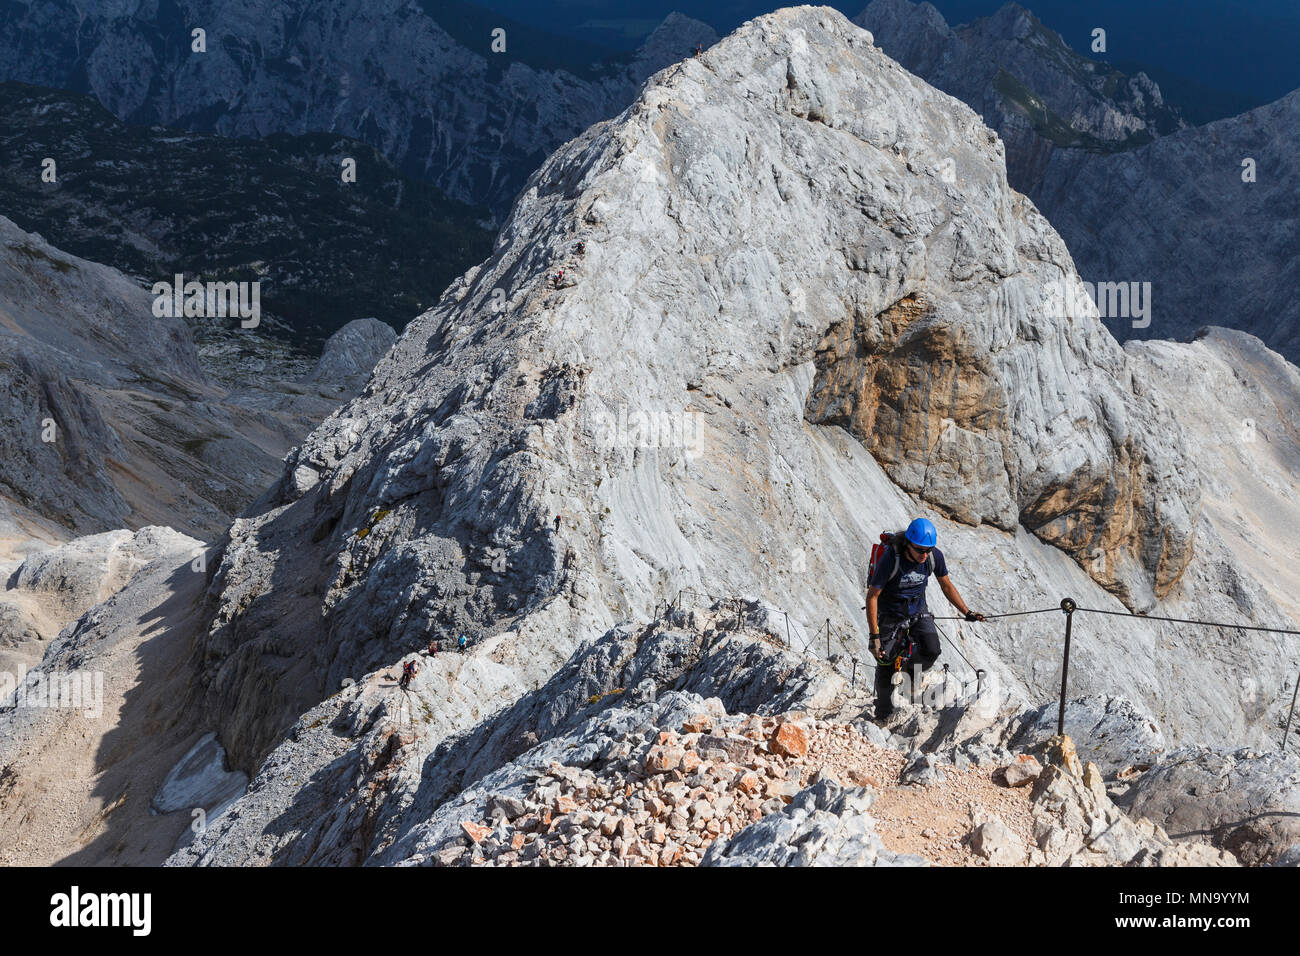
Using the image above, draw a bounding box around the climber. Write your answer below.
[457,633,470,653]
[399,659,419,689]
[552,269,565,288]
[574,240,585,255]
[426,638,438,656]
[865,517,984,721]
[694,42,703,58]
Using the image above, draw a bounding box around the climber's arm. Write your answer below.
[937,574,973,617]
[865,586,882,634]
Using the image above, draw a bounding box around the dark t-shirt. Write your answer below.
[869,544,948,619]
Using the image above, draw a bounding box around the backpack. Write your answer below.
[867,530,934,587]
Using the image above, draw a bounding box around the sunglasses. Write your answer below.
[908,543,932,554]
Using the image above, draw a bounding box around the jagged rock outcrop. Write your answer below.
[1025,735,1236,866]
[856,0,1184,195]
[304,319,399,392]
[1118,747,1300,865]
[0,0,718,216]
[166,605,844,866]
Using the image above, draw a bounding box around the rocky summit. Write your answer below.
[1,6,1298,869]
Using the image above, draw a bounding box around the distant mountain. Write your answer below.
[0,0,719,216]
[923,0,1300,110]
[856,0,1185,194]
[1035,90,1300,360]
[0,82,493,351]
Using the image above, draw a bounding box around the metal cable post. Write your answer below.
[1057,597,1077,736]
[1284,666,1300,753]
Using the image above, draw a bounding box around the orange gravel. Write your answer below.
[793,723,1036,866]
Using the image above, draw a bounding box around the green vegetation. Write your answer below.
[0,82,495,354]
[354,507,393,539]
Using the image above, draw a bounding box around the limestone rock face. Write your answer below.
[172,5,1293,785]
[858,0,1300,367]
[1124,328,1300,627]
[304,318,399,392]
[1119,748,1300,865]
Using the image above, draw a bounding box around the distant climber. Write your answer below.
[554,513,562,532]
[694,43,703,57]
[552,269,565,288]
[426,638,438,656]
[574,240,585,255]
[457,633,470,653]
[865,518,984,721]
[399,659,419,689]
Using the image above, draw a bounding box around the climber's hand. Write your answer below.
[964,611,986,623]
[869,634,883,660]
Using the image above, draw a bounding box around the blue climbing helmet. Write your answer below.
[904,517,937,549]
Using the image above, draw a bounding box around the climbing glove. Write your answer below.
[964,611,986,622]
